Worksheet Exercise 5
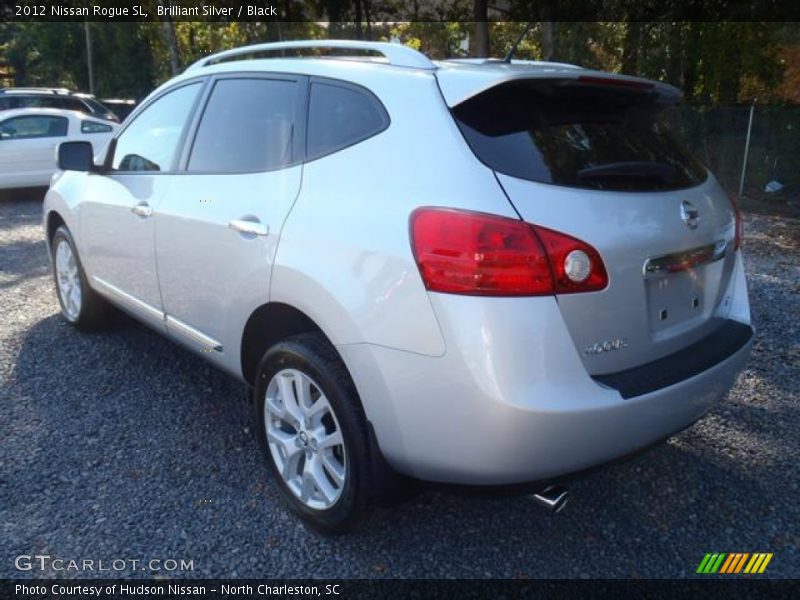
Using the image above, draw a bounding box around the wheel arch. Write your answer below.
[240,302,329,386]
[45,209,67,251]
[241,301,413,505]
[43,185,80,257]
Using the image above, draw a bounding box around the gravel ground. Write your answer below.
[1,192,798,579]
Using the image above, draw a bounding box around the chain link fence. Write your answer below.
[664,106,800,198]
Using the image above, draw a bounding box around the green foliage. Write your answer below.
[389,22,470,58]
[0,17,795,106]
[488,23,540,60]
[0,22,154,98]
[1,23,84,89]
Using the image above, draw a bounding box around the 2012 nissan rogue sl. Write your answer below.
[44,41,754,532]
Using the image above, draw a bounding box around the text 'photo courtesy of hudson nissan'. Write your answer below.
[3,8,799,590]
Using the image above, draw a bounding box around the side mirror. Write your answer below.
[58,141,96,172]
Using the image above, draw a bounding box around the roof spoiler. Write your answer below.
[436,65,681,107]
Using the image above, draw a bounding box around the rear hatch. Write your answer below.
[440,66,739,375]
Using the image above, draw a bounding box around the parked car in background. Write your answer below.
[44,41,753,533]
[99,98,137,122]
[0,88,120,123]
[0,108,116,189]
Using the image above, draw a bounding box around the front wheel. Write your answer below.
[254,333,373,533]
[51,226,113,331]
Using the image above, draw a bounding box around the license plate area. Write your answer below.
[643,240,728,338]
[646,270,705,336]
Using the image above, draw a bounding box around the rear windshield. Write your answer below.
[79,97,109,114]
[453,80,707,192]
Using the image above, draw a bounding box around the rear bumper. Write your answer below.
[592,319,753,399]
[338,290,752,486]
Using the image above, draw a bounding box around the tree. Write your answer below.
[621,22,642,74]
[473,0,489,58]
[540,22,556,60]
[0,19,793,106]
[158,0,180,76]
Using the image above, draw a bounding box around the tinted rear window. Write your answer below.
[306,81,388,161]
[453,80,707,192]
[80,97,109,114]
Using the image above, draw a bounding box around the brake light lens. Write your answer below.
[410,208,608,296]
[410,208,552,295]
[576,75,654,91]
[730,195,744,250]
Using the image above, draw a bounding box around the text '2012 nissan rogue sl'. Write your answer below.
[44,41,753,532]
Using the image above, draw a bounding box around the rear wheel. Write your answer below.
[51,226,113,331]
[254,333,373,533]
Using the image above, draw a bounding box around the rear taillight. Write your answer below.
[730,195,744,250]
[410,208,551,295]
[409,208,608,296]
[533,225,609,293]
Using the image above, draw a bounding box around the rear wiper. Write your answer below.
[578,161,679,183]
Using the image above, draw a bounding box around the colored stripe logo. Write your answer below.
[697,553,773,574]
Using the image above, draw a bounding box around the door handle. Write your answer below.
[228,219,269,237]
[131,202,153,218]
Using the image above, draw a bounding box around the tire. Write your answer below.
[51,225,114,331]
[253,333,373,533]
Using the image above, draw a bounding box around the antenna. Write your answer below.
[503,22,533,63]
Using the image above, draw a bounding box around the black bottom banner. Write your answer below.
[2,579,799,600]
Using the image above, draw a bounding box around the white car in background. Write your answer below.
[0,108,116,189]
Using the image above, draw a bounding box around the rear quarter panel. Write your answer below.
[270,67,518,357]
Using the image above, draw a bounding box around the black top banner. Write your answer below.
[1,0,800,22]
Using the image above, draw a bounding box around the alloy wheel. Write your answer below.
[264,368,347,510]
[55,239,81,321]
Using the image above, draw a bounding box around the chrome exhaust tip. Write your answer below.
[529,485,569,513]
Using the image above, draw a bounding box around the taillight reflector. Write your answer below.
[410,208,608,296]
[533,225,608,293]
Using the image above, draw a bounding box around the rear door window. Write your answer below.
[453,80,707,192]
[306,80,389,161]
[187,77,300,173]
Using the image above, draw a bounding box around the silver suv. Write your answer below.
[44,41,754,532]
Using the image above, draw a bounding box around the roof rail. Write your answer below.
[1,87,71,95]
[185,40,436,72]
